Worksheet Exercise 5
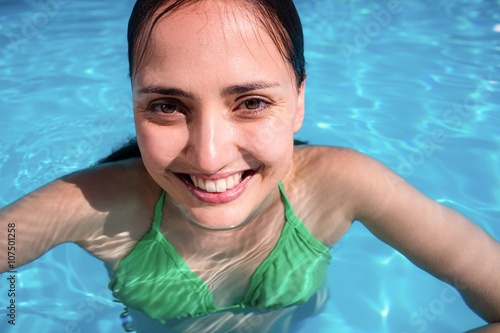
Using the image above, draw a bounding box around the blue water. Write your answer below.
[0,0,499,332]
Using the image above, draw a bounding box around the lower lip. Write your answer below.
[177,170,257,204]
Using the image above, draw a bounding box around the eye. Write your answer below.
[149,102,179,114]
[244,99,264,110]
[237,98,270,112]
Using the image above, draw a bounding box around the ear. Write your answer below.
[293,79,306,133]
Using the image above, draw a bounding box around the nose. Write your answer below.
[184,109,236,174]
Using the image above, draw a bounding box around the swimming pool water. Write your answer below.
[0,0,499,332]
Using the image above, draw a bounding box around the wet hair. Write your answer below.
[98,0,307,165]
[127,0,306,87]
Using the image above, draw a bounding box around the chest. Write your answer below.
[109,221,331,321]
[161,215,286,307]
[106,188,335,321]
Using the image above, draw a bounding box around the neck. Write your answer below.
[175,183,281,230]
[162,188,286,261]
[186,216,254,231]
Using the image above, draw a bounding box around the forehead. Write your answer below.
[133,1,293,88]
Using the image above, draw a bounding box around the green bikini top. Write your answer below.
[108,182,331,322]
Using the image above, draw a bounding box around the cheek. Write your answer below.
[245,116,295,161]
[135,123,185,168]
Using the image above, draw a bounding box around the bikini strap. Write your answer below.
[277,181,297,224]
[278,181,330,252]
[151,191,166,232]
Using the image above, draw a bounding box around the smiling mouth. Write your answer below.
[174,169,258,193]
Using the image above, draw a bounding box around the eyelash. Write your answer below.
[236,97,271,113]
[147,97,271,116]
[148,101,181,115]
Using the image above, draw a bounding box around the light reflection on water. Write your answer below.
[0,0,499,332]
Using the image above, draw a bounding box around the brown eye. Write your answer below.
[244,99,265,110]
[151,103,178,114]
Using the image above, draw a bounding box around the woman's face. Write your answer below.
[132,1,305,228]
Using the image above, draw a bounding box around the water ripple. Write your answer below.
[1,0,498,332]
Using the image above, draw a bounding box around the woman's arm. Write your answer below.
[0,177,92,273]
[0,160,142,273]
[466,323,500,332]
[323,148,500,322]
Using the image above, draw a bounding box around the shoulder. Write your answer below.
[292,145,390,174]
[4,157,155,222]
[0,157,160,271]
[61,157,162,238]
[283,146,392,245]
[290,145,438,242]
[61,158,163,265]
[61,157,160,209]
[290,145,396,198]
[30,157,161,234]
[62,158,162,263]
[285,146,403,243]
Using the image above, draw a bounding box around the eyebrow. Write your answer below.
[137,86,194,98]
[221,82,281,97]
[137,81,280,98]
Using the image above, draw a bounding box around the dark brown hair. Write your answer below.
[98,0,307,165]
[127,0,306,87]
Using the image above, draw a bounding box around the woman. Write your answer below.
[1,0,499,332]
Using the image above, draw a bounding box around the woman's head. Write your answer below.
[130,0,306,229]
[127,0,306,87]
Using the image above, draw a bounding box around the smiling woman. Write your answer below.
[0,0,500,333]
[130,2,306,232]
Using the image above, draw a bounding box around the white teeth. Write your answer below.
[205,180,216,192]
[192,176,199,188]
[226,176,234,189]
[216,180,227,192]
[190,172,243,193]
